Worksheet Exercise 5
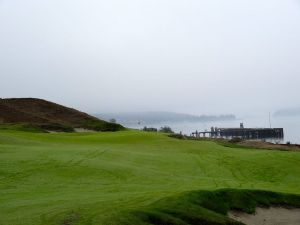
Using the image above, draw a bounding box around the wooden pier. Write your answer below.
[191,123,284,140]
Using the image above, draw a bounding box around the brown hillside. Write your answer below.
[0,98,124,132]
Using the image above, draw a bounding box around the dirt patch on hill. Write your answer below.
[229,207,300,225]
[239,140,300,152]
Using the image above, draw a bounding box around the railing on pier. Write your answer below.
[191,127,284,139]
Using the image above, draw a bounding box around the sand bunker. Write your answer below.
[229,207,300,225]
[74,128,96,132]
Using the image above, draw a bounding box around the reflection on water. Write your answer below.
[123,116,300,144]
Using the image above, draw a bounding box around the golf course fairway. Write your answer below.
[1,130,300,225]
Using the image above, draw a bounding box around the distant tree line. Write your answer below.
[143,126,174,134]
[109,118,117,123]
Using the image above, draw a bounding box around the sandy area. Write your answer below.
[74,128,96,133]
[229,207,300,225]
[47,128,96,133]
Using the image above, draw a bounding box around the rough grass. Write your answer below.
[0,123,46,133]
[0,130,300,225]
[115,189,300,225]
[80,119,125,132]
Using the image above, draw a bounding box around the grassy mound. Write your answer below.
[81,119,124,131]
[115,189,300,225]
[0,98,124,132]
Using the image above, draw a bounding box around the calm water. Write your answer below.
[123,116,300,144]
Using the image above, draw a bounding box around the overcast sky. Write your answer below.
[1,0,300,115]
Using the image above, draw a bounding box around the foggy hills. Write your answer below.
[274,107,300,117]
[95,111,236,124]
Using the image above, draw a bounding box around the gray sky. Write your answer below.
[1,0,300,115]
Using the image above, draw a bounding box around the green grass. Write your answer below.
[116,188,300,225]
[80,119,125,132]
[0,123,46,133]
[0,130,300,225]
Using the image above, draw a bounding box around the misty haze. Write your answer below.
[1,1,300,225]
[1,0,300,142]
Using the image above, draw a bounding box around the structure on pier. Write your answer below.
[191,124,284,140]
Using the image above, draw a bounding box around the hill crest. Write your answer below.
[0,98,123,132]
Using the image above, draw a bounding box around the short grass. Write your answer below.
[0,130,300,225]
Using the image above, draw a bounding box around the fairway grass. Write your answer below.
[0,130,300,225]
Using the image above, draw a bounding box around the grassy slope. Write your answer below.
[0,98,124,132]
[0,130,300,225]
[118,189,300,225]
